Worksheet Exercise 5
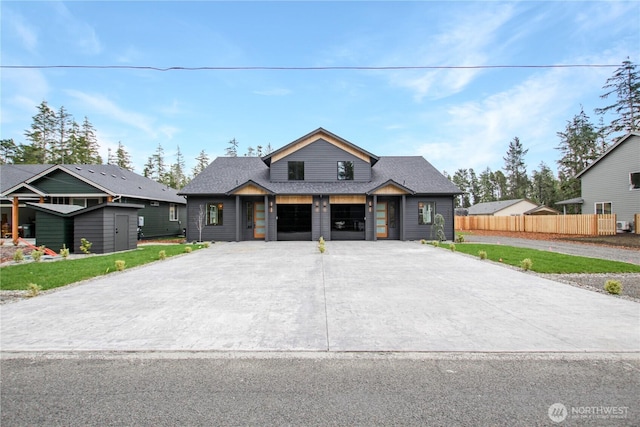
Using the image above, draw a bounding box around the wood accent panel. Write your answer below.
[276,195,313,204]
[232,184,268,195]
[372,184,409,195]
[271,133,371,164]
[329,195,366,204]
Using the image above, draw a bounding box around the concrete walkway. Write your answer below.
[1,241,638,353]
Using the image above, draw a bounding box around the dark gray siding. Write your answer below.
[270,139,371,182]
[186,196,237,242]
[403,196,455,241]
[34,212,73,252]
[34,170,99,194]
[122,198,185,238]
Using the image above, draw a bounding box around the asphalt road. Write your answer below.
[1,353,638,426]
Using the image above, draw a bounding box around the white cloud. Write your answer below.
[7,11,38,52]
[52,2,103,55]
[65,90,156,137]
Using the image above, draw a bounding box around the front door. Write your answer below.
[254,202,265,239]
[376,202,387,238]
[115,215,129,251]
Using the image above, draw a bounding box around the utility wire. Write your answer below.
[0,64,620,71]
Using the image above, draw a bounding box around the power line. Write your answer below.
[0,64,621,72]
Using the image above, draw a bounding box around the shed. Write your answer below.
[27,202,143,254]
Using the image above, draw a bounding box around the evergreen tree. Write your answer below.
[556,109,601,209]
[24,100,56,163]
[478,167,496,203]
[503,137,529,199]
[192,150,210,177]
[52,106,72,164]
[143,156,155,179]
[492,170,508,200]
[595,58,640,139]
[452,169,471,208]
[245,146,255,157]
[114,142,133,171]
[0,139,17,164]
[530,162,559,206]
[468,168,480,206]
[225,138,239,157]
[167,145,188,189]
[76,117,102,164]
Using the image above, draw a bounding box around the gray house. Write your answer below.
[179,128,461,242]
[1,164,186,243]
[566,132,639,231]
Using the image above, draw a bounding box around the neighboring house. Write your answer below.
[0,164,186,247]
[179,128,461,242]
[572,132,640,231]
[467,199,540,216]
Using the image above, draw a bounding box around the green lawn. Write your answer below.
[436,242,640,274]
[0,244,206,291]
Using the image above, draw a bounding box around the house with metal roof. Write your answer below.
[179,128,462,242]
[557,132,639,231]
[1,164,186,247]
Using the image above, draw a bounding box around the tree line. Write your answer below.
[447,59,639,213]
[0,103,271,189]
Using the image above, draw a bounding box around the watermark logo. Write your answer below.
[548,403,567,423]
[548,403,629,423]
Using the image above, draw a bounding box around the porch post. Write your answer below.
[373,195,378,241]
[235,195,241,242]
[401,195,406,241]
[12,197,19,244]
[264,195,269,242]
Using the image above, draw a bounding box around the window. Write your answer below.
[207,203,223,225]
[288,161,304,180]
[631,172,640,190]
[418,202,435,225]
[337,161,354,180]
[595,202,612,215]
[169,203,178,221]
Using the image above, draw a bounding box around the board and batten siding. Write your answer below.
[33,170,101,194]
[580,136,640,224]
[403,196,455,241]
[34,212,73,252]
[269,139,371,182]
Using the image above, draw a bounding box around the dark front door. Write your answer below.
[115,215,129,251]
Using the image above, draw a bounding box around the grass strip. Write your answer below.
[0,244,205,291]
[438,243,640,274]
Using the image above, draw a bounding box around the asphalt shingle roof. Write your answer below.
[179,156,461,196]
[1,164,185,204]
[467,199,526,215]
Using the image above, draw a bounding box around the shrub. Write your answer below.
[31,248,43,262]
[478,250,487,260]
[80,238,92,254]
[26,283,42,297]
[318,236,326,253]
[604,280,622,295]
[158,250,167,260]
[431,240,439,247]
[431,214,446,242]
[184,246,193,253]
[13,249,24,263]
[520,258,533,271]
[115,260,126,271]
[449,243,456,252]
[203,242,211,248]
[420,239,427,245]
[59,244,70,259]
[455,234,465,243]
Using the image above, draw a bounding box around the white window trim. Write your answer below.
[630,171,640,190]
[169,203,178,221]
[594,201,612,215]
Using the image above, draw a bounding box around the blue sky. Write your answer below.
[1,1,638,177]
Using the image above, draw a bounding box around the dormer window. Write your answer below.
[337,161,354,180]
[288,161,304,180]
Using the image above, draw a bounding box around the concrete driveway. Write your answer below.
[1,241,638,352]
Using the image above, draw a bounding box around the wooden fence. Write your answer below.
[636,214,640,234]
[455,214,617,236]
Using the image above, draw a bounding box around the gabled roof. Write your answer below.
[576,132,639,178]
[180,155,462,196]
[468,199,534,215]
[26,202,145,217]
[261,128,379,166]
[1,164,185,204]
